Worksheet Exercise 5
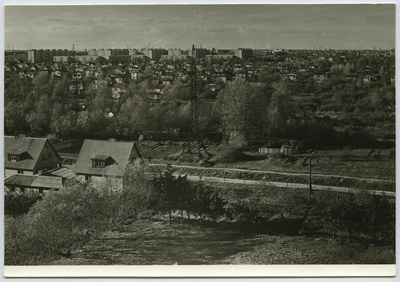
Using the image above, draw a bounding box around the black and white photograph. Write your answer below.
[3,2,396,278]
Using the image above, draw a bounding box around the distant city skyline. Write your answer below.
[5,4,395,50]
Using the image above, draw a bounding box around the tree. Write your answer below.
[163,80,191,101]
[29,94,51,136]
[5,164,155,265]
[151,166,179,224]
[5,180,106,264]
[51,74,71,102]
[5,101,30,135]
[122,162,153,220]
[357,191,395,244]
[315,192,343,240]
[191,182,226,224]
[267,80,295,137]
[32,72,54,99]
[219,80,252,142]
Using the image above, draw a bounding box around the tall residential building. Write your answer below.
[28,49,69,63]
[234,48,254,59]
[194,48,210,59]
[139,48,168,61]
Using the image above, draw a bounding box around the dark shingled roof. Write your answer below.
[91,155,111,161]
[4,136,47,170]
[73,139,141,176]
[5,174,63,190]
[7,150,26,155]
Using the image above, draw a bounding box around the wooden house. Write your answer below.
[4,136,62,177]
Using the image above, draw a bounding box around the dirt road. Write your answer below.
[150,163,395,183]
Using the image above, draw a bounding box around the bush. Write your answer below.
[5,190,42,215]
[226,200,264,223]
[213,144,244,163]
[5,164,154,265]
[314,190,395,244]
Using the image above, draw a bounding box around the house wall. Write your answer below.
[5,169,34,178]
[76,174,123,189]
[34,142,62,173]
[76,174,86,182]
[259,147,281,154]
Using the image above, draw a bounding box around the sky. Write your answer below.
[4,4,396,50]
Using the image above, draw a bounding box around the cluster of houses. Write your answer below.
[5,47,395,104]
[4,136,142,193]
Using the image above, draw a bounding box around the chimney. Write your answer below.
[39,169,48,175]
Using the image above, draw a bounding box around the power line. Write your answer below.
[182,45,209,158]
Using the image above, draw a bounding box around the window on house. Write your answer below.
[17,170,23,174]
[11,155,17,162]
[93,160,105,168]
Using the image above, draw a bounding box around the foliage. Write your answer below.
[151,167,226,224]
[4,190,42,215]
[219,80,252,138]
[191,182,226,222]
[213,144,244,163]
[267,80,295,137]
[4,164,154,265]
[314,190,395,244]
[5,180,103,265]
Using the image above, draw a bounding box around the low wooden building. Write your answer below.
[5,174,64,194]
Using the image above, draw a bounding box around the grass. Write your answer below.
[151,164,395,192]
[50,218,395,265]
[55,141,395,182]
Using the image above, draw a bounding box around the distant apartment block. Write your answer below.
[87,48,130,57]
[234,48,254,59]
[139,48,168,61]
[28,49,69,63]
[194,48,210,59]
[5,50,29,63]
[168,48,183,57]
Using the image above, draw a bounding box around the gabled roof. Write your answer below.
[73,139,141,176]
[5,174,63,190]
[4,136,61,170]
[92,155,111,161]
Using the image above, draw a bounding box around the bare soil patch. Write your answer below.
[51,219,395,265]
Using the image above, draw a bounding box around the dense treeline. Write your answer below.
[5,164,395,265]
[5,53,395,148]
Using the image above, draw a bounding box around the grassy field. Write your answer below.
[57,141,395,182]
[51,219,395,265]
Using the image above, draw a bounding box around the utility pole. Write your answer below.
[72,44,82,98]
[182,45,208,158]
[189,44,201,156]
[308,159,312,199]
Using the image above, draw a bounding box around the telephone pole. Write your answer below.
[189,44,201,155]
[308,159,312,199]
[182,45,207,157]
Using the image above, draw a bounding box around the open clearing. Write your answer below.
[51,219,395,265]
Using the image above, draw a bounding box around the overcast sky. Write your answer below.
[5,4,395,50]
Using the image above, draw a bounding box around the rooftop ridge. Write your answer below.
[84,139,137,143]
[4,135,48,140]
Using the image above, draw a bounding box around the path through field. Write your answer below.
[179,174,395,197]
[150,163,395,183]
